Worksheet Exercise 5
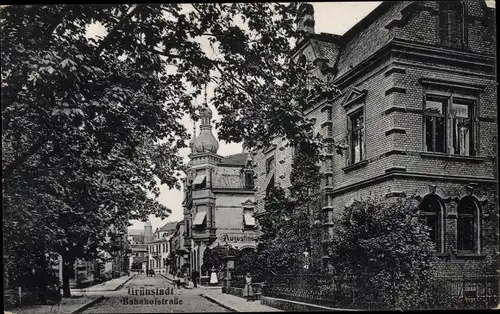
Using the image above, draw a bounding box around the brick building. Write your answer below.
[181,103,257,277]
[253,0,497,276]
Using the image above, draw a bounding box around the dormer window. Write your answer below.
[438,1,466,48]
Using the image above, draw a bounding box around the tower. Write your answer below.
[144,220,153,244]
[296,2,315,35]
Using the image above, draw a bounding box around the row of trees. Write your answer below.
[2,3,320,301]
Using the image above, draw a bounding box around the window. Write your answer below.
[439,1,465,48]
[457,197,479,253]
[245,171,254,189]
[266,156,275,174]
[192,174,207,189]
[243,209,255,230]
[327,109,333,121]
[348,109,364,164]
[419,195,444,252]
[193,206,207,227]
[424,95,476,155]
[266,175,275,197]
[425,96,447,153]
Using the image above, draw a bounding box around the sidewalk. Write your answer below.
[161,273,220,289]
[5,295,103,314]
[200,289,282,312]
[71,274,136,293]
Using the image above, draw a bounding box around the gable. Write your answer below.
[341,87,367,109]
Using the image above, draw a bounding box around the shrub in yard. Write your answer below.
[327,196,439,310]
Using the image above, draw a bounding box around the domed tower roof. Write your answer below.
[191,104,219,154]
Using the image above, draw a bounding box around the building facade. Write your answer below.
[147,221,177,274]
[254,0,497,276]
[128,220,154,273]
[181,103,257,277]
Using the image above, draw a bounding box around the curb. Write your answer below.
[70,295,104,313]
[114,274,136,291]
[200,293,238,312]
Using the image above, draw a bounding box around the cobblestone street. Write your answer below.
[81,274,229,313]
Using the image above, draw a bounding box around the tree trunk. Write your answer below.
[61,255,72,297]
[37,254,48,304]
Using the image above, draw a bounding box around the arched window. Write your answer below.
[419,195,445,252]
[438,1,466,48]
[457,197,480,253]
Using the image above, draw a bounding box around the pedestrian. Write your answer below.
[209,267,218,286]
[183,271,189,289]
[192,269,199,288]
[176,271,182,288]
[243,273,254,302]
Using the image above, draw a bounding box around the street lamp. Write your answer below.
[222,243,234,294]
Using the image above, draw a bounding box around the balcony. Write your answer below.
[191,227,217,242]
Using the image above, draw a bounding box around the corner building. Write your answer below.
[182,103,257,277]
[253,0,497,276]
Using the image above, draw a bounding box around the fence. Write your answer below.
[430,273,498,309]
[261,272,499,310]
[262,274,355,309]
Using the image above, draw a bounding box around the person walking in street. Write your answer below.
[183,271,190,289]
[192,269,199,288]
[209,267,218,286]
[175,271,181,288]
[243,273,254,302]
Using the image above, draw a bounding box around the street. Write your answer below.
[81,274,230,313]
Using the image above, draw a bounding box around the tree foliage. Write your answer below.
[327,196,439,310]
[255,140,323,275]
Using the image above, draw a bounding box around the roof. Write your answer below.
[158,221,179,232]
[148,238,169,244]
[128,229,144,236]
[130,234,144,244]
[219,153,249,166]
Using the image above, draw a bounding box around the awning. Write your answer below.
[243,213,255,226]
[192,175,206,186]
[193,211,207,226]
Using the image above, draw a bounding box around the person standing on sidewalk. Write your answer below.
[243,273,254,302]
[192,269,199,288]
[209,267,218,286]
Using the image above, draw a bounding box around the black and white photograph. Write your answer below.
[2,1,498,313]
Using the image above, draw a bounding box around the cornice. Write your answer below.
[332,38,495,89]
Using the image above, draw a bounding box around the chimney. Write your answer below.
[296,2,315,35]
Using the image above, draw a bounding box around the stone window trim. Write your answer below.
[422,92,479,157]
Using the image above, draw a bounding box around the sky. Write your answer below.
[94,2,383,232]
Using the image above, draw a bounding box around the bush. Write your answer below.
[327,196,439,310]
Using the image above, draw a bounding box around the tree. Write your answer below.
[2,3,318,298]
[326,196,439,310]
[202,245,239,274]
[255,140,324,275]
